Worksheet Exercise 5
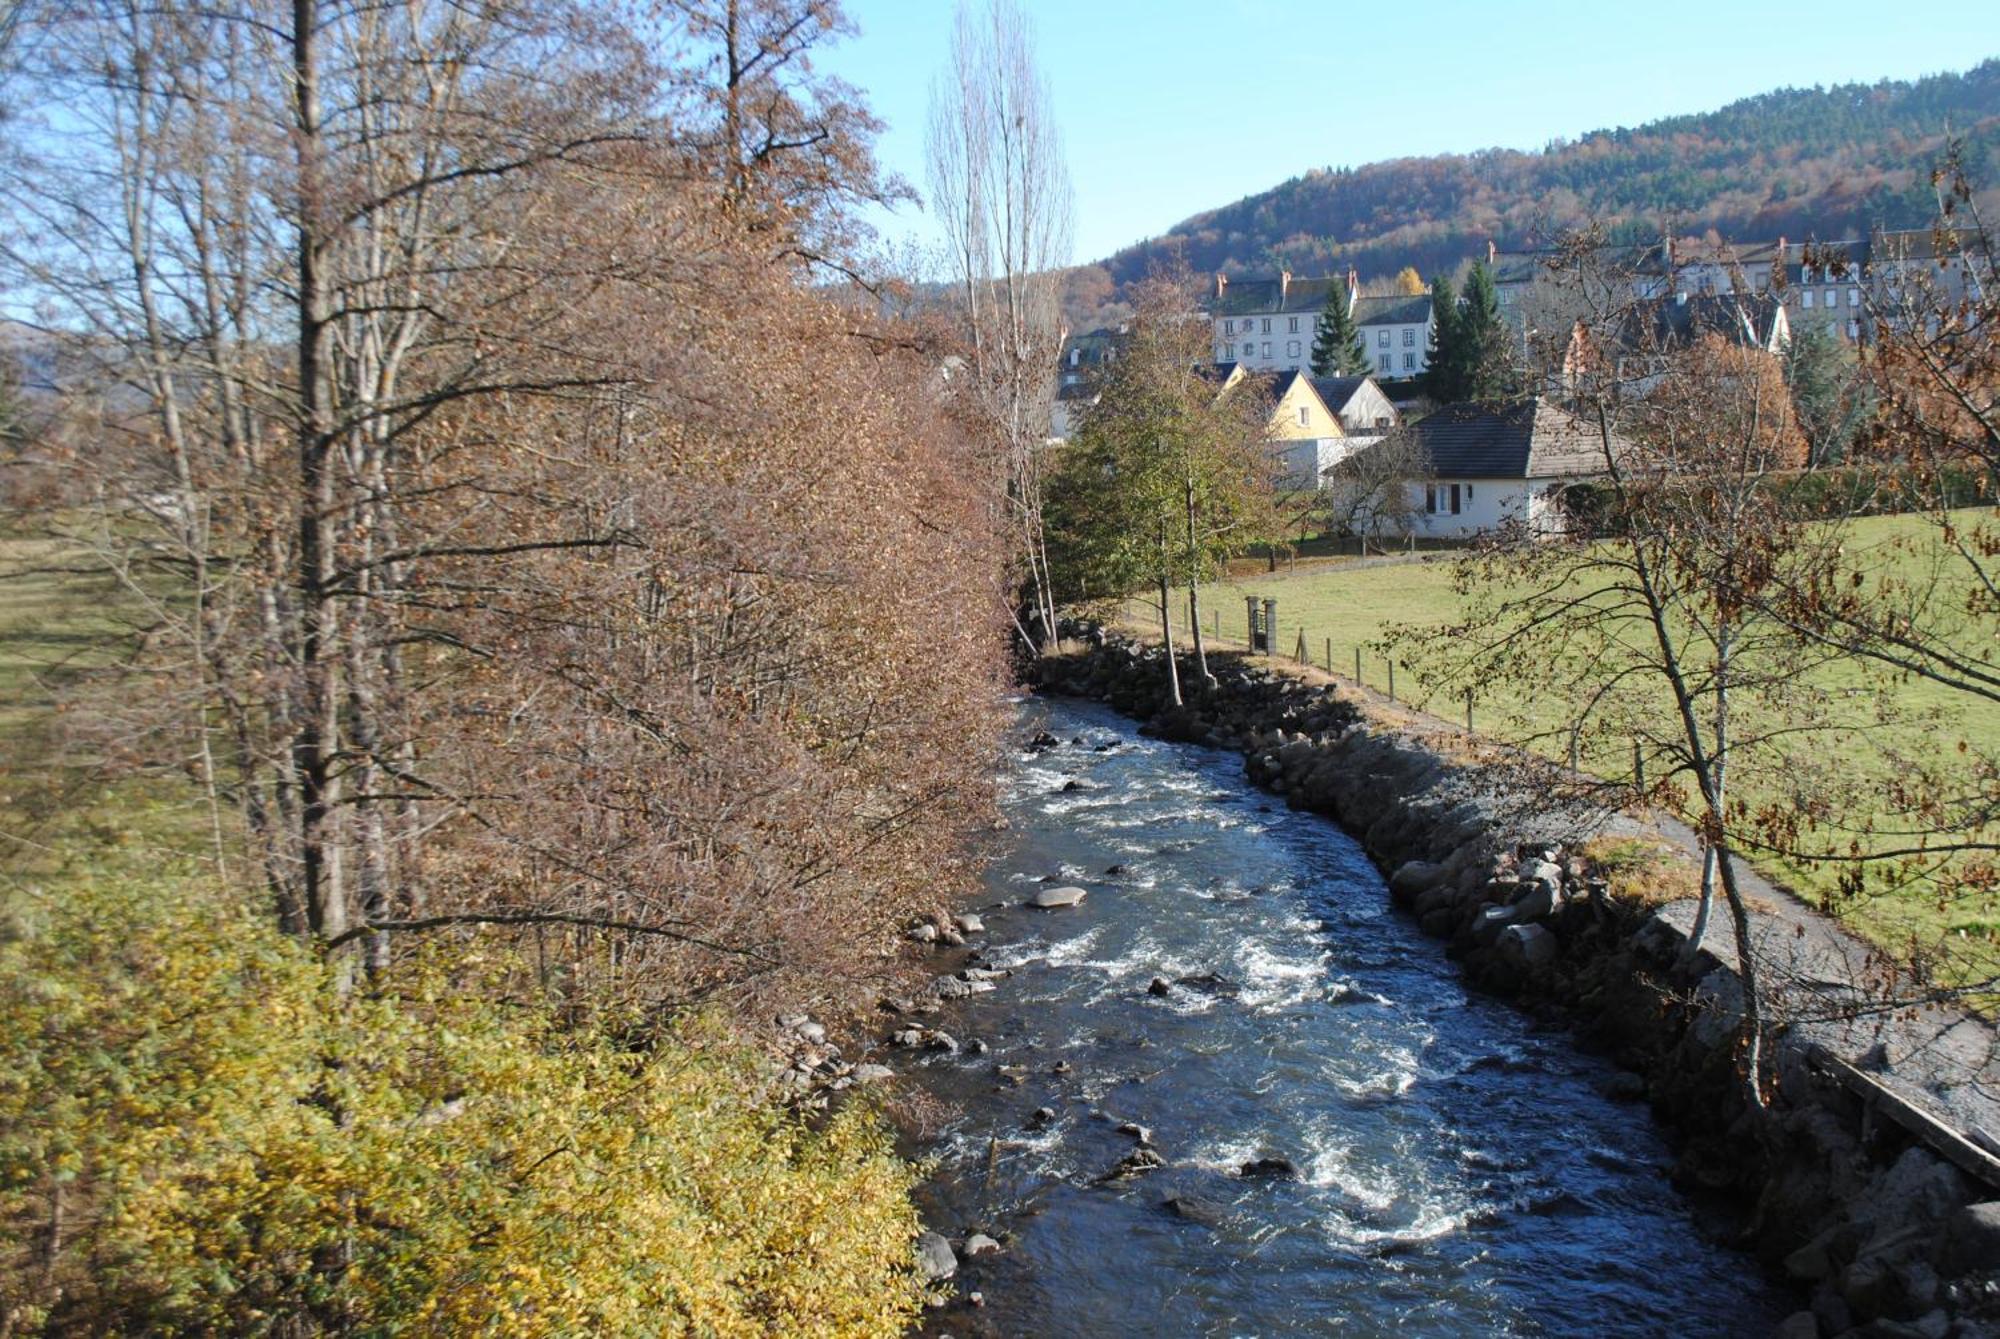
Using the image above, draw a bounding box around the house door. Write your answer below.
[1449,484,1461,515]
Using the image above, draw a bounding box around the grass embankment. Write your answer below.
[1144,512,2000,964]
[0,536,927,1336]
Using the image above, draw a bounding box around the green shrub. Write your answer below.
[0,870,924,1336]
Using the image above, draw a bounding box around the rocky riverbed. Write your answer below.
[895,695,1792,1337]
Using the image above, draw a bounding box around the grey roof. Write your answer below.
[1211,275,1346,317]
[1410,398,1618,479]
[1310,374,1369,411]
[1351,294,1432,327]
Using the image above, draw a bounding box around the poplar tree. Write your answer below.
[1309,278,1368,377]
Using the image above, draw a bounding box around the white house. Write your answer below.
[1402,398,1624,538]
[1350,294,1434,381]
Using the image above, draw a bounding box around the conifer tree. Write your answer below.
[1424,272,1464,400]
[1459,260,1514,400]
[1309,279,1368,377]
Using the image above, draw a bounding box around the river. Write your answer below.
[906,697,1790,1337]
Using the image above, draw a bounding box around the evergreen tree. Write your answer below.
[1309,280,1368,377]
[1423,272,1464,401]
[1459,260,1515,400]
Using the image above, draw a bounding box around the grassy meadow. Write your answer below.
[1132,512,2000,967]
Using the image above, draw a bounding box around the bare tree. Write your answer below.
[926,0,1073,652]
[1318,430,1428,553]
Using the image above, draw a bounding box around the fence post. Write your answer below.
[1263,599,1278,660]
[1353,646,1362,684]
[1324,637,1332,671]
[1632,739,1646,792]
[1465,687,1474,732]
[1295,627,1307,663]
[1245,596,1259,651]
[1568,726,1580,774]
[1388,660,1396,703]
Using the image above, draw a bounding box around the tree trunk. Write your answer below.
[1157,524,1182,707]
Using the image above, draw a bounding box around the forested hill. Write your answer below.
[1094,60,2000,290]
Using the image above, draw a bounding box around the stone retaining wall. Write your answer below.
[1033,635,2000,1339]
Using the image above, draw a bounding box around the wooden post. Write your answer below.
[1245,596,1259,651]
[1465,687,1474,732]
[1633,739,1646,792]
[1353,646,1361,684]
[1568,727,1580,774]
[1295,628,1307,663]
[1263,599,1278,658]
[1324,636,1331,671]
[1388,660,1396,702]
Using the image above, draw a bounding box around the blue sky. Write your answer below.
[819,1,1999,263]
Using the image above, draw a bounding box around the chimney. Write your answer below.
[1346,266,1359,315]
[1280,269,1292,302]
[1487,239,1497,265]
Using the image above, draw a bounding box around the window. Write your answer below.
[1403,352,1415,371]
[1847,320,1860,339]
[1449,484,1461,515]
[1069,348,1080,366]
[1378,354,1391,372]
[1224,343,1235,359]
[1425,484,1437,514]
[1261,318,1271,334]
[1224,319,1234,335]
[1848,288,1860,307]
[1466,485,1474,499]
[1261,341,1271,358]
[1824,289,1837,307]
[1288,317,1300,333]
[1374,415,1390,428]
[1802,291,1814,308]
[1297,406,1309,427]
[1402,328,1415,346]
[1286,340,1301,359]
[1376,329,1390,347]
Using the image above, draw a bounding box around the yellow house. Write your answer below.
[1208,363,1350,488]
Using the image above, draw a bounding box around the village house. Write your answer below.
[1207,362,1351,489]
[1558,290,1790,399]
[1489,228,1977,346]
[1208,272,1435,381]
[1403,397,1625,538]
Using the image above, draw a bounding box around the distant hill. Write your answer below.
[1087,60,2000,299]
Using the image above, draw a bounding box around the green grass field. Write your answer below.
[1159,512,2000,966]
[0,534,216,887]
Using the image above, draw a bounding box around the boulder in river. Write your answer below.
[1148,976,1172,997]
[851,1064,894,1085]
[1238,1156,1301,1181]
[1032,885,1088,909]
[963,1232,1002,1257]
[915,1231,958,1281]
[1163,1195,1228,1227]
[1095,1148,1166,1183]
[908,922,939,944]
[955,913,985,934]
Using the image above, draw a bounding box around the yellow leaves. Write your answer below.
[1,876,925,1337]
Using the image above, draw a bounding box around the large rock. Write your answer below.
[850,1063,895,1085]
[1497,923,1559,971]
[962,1232,1002,1257]
[1943,1201,2000,1276]
[1770,1312,1819,1339]
[1031,885,1088,909]
[1389,859,1449,900]
[915,1231,958,1282]
[1163,1195,1228,1227]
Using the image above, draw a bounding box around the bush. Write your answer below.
[0,870,924,1336]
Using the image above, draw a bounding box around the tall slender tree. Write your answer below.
[926,0,1074,653]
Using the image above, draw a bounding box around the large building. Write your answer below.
[1208,272,1434,380]
[1490,229,1982,345]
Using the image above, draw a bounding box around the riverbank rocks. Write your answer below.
[1096,1148,1165,1183]
[915,1232,958,1282]
[1238,1156,1301,1181]
[963,1233,1002,1257]
[1032,885,1088,909]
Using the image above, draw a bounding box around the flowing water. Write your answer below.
[907,698,1790,1337]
